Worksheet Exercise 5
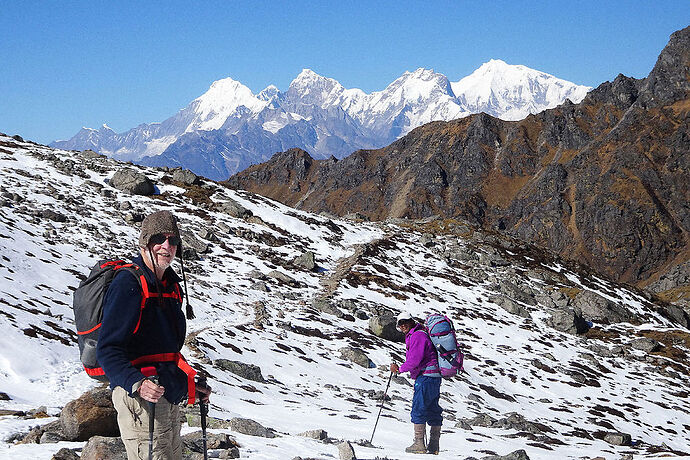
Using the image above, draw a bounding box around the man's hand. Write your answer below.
[390,363,400,374]
[138,378,165,403]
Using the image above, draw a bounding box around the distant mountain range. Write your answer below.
[51,61,590,180]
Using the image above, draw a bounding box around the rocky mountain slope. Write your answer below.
[1,133,690,459]
[51,63,589,181]
[227,26,690,302]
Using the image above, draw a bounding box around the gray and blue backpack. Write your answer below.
[425,313,464,378]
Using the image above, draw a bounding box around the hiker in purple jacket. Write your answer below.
[390,311,443,454]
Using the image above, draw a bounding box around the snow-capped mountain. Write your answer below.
[452,59,591,120]
[52,63,591,180]
[1,133,690,459]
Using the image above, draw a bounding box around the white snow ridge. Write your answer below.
[51,62,592,180]
[1,134,689,459]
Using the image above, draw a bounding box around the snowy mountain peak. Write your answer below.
[451,60,591,120]
[292,68,331,84]
[389,67,454,98]
[258,84,280,102]
[189,77,267,131]
[287,68,345,107]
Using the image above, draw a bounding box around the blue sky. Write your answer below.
[1,1,688,145]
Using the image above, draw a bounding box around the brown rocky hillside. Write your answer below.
[226,26,690,299]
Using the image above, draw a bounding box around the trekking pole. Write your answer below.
[197,376,209,460]
[370,371,393,444]
[141,367,158,460]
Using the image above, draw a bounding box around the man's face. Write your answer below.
[148,233,178,270]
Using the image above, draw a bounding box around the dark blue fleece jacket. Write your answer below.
[97,255,188,404]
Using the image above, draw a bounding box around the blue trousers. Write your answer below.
[411,375,442,426]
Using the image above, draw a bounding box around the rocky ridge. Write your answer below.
[226,26,690,303]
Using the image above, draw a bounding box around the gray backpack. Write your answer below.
[73,260,142,380]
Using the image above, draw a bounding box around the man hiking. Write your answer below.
[390,311,443,454]
[97,210,210,459]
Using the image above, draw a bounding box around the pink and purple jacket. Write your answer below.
[399,324,441,379]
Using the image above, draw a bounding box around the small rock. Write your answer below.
[337,440,357,460]
[293,251,316,271]
[39,420,65,443]
[80,436,127,460]
[182,431,237,452]
[39,210,67,223]
[251,281,270,292]
[186,413,233,429]
[603,432,632,446]
[18,425,43,444]
[267,270,297,285]
[462,413,497,427]
[81,149,102,159]
[51,447,80,460]
[630,337,662,353]
[298,429,328,440]
[481,449,530,460]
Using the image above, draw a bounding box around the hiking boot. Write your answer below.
[426,425,441,454]
[405,423,426,453]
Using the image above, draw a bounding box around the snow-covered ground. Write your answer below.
[0,134,688,459]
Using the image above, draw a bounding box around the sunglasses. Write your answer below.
[149,233,181,246]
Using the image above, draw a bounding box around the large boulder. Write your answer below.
[368,315,404,341]
[216,199,252,219]
[572,290,632,324]
[546,308,589,334]
[214,359,265,382]
[172,168,200,186]
[490,294,531,319]
[109,169,155,195]
[59,387,118,441]
[229,418,276,438]
[338,346,372,368]
[80,436,127,460]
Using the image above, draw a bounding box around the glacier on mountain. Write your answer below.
[52,62,591,180]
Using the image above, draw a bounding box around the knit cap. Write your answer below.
[139,210,181,252]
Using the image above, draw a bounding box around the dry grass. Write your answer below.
[483,172,531,208]
[558,287,582,300]
[655,285,690,303]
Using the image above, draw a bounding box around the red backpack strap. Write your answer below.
[131,353,197,404]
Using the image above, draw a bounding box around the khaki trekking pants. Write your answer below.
[112,386,182,460]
